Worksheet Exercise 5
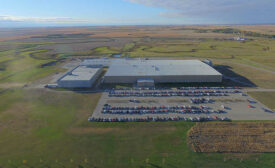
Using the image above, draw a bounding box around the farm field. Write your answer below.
[0,26,275,88]
[188,122,275,153]
[0,89,275,167]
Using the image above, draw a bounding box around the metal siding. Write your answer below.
[104,74,222,83]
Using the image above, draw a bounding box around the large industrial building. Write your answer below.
[104,59,222,84]
[57,65,102,88]
[56,59,222,88]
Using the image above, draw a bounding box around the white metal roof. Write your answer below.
[61,66,101,81]
[105,60,221,77]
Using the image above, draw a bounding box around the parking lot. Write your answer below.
[90,87,275,122]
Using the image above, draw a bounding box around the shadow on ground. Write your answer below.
[215,65,257,87]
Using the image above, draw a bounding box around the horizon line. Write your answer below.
[1,23,275,29]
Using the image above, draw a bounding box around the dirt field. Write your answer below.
[188,122,275,153]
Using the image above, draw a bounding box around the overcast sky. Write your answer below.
[0,0,274,27]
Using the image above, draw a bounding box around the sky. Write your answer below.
[0,0,274,27]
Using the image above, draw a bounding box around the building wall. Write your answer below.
[104,75,222,84]
[58,68,103,88]
[58,80,92,88]
[137,81,155,87]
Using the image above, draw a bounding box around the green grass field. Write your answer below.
[126,39,275,66]
[91,46,120,57]
[1,35,274,89]
[0,43,65,86]
[248,92,275,111]
[214,59,275,89]
[0,89,275,168]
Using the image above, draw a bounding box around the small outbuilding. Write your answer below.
[57,65,102,88]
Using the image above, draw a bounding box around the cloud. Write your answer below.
[127,0,275,18]
[0,15,88,24]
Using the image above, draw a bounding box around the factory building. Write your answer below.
[57,65,102,88]
[104,60,222,85]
